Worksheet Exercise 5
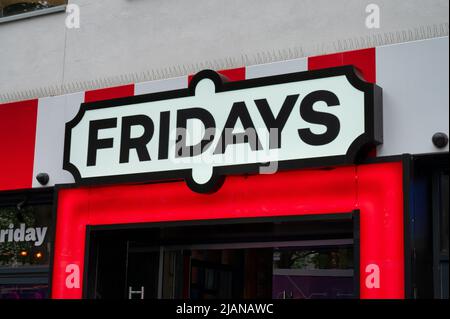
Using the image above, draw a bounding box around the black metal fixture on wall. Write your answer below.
[432,132,449,149]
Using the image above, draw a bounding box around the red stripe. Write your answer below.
[309,52,344,71]
[84,84,135,103]
[188,67,246,84]
[0,99,38,191]
[308,48,376,83]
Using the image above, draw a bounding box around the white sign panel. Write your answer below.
[64,66,382,193]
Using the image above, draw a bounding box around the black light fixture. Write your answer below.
[432,132,449,149]
[36,172,49,186]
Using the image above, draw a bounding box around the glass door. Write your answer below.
[125,242,160,299]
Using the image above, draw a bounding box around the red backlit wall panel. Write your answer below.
[51,161,405,299]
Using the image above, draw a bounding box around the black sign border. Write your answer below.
[63,65,383,193]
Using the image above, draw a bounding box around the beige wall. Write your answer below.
[0,0,448,102]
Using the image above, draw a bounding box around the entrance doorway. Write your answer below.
[85,214,359,299]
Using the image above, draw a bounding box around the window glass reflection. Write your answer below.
[273,246,354,270]
[0,1,67,18]
[0,284,48,299]
[0,204,52,268]
[272,246,354,299]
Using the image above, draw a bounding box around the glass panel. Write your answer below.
[0,0,67,18]
[272,246,354,299]
[273,246,354,270]
[162,250,184,299]
[160,245,353,299]
[0,283,48,299]
[189,250,239,299]
[125,243,160,299]
[0,204,52,268]
[161,248,272,299]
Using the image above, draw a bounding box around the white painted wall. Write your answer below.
[376,37,449,156]
[0,0,448,100]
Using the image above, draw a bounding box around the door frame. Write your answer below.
[50,159,406,299]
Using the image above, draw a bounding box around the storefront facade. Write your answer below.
[0,36,448,299]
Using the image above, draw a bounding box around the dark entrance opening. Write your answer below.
[85,213,359,299]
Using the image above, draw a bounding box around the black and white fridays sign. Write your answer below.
[64,66,382,193]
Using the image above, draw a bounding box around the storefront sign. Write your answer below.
[0,223,47,247]
[64,66,382,193]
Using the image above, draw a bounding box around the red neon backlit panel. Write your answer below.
[52,162,405,299]
[0,99,38,191]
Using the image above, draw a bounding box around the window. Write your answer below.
[0,203,52,268]
[0,283,48,299]
[0,0,67,22]
[0,189,53,299]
